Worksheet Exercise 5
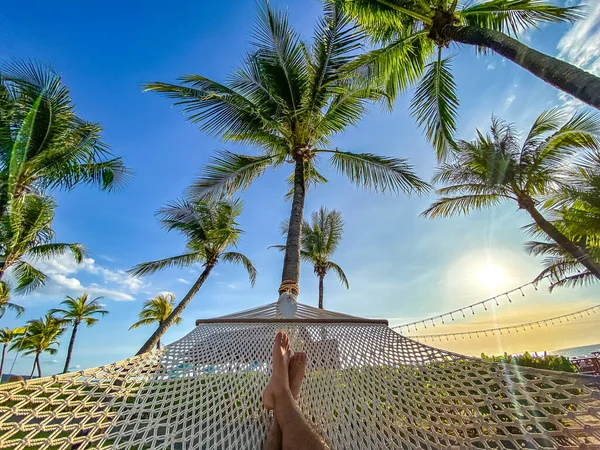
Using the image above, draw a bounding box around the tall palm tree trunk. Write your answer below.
[0,344,6,379]
[136,264,216,355]
[30,353,40,378]
[280,159,306,294]
[37,357,42,378]
[318,274,324,309]
[62,322,79,374]
[443,25,600,109]
[522,200,600,280]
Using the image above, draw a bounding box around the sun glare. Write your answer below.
[476,264,507,289]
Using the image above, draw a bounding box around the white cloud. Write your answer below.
[504,94,516,110]
[20,253,143,302]
[486,64,495,70]
[40,273,135,302]
[177,278,190,285]
[556,1,600,111]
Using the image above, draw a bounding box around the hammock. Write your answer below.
[1,298,599,449]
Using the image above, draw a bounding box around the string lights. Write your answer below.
[392,276,550,333]
[407,304,599,342]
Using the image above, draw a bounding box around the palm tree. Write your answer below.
[129,293,182,350]
[0,327,25,379]
[0,281,24,319]
[526,151,600,289]
[273,207,349,309]
[0,62,130,216]
[423,108,600,281]
[335,0,599,157]
[0,194,84,292]
[11,315,64,378]
[144,3,428,301]
[49,293,108,374]
[129,198,257,354]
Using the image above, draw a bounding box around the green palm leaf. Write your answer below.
[26,243,86,262]
[328,150,430,194]
[189,150,281,199]
[325,261,349,289]
[128,253,202,277]
[422,194,504,218]
[410,54,458,159]
[460,0,583,36]
[11,261,48,293]
[221,251,258,286]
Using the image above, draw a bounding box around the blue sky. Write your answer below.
[1,0,599,376]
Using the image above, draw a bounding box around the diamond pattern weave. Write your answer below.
[1,306,599,449]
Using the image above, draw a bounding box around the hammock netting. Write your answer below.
[1,300,599,449]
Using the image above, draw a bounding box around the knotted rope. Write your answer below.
[278,280,299,295]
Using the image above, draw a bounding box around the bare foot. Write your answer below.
[288,352,306,400]
[262,331,292,410]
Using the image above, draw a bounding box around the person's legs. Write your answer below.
[264,352,307,450]
[262,332,328,450]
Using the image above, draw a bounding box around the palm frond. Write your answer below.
[346,29,432,99]
[284,161,329,199]
[128,253,202,277]
[325,261,349,289]
[328,150,430,194]
[253,1,307,114]
[129,318,158,330]
[422,194,503,218]
[548,270,595,291]
[316,83,389,138]
[305,2,363,113]
[410,54,458,160]
[460,0,583,37]
[26,243,86,262]
[143,77,273,141]
[7,95,43,202]
[188,150,279,200]
[11,261,48,293]
[221,251,258,286]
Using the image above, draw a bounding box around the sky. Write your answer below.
[0,0,599,377]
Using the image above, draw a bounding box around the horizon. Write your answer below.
[1,0,600,376]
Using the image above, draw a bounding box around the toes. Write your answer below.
[281,332,289,351]
[274,331,283,347]
[298,352,307,366]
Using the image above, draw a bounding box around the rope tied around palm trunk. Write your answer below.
[278,280,299,295]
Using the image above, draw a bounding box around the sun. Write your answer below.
[476,264,507,289]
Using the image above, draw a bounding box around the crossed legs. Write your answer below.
[262,332,329,450]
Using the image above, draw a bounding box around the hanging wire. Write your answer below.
[406,304,600,342]
[392,276,550,332]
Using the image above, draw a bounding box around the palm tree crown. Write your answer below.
[145,3,428,296]
[335,0,596,157]
[0,194,84,292]
[130,293,182,349]
[0,326,25,378]
[273,207,349,309]
[129,198,256,354]
[0,62,130,214]
[11,314,64,378]
[423,108,600,281]
[526,151,600,289]
[0,281,24,319]
[49,293,108,373]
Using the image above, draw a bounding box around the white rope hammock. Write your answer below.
[1,299,599,449]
